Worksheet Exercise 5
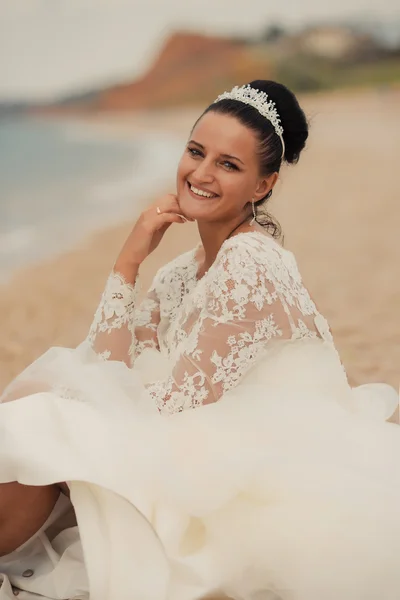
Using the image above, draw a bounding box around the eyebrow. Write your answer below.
[188,139,245,165]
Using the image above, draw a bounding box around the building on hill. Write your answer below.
[292,25,381,61]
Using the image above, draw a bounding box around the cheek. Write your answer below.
[220,173,252,202]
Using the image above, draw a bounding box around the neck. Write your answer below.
[197,212,252,273]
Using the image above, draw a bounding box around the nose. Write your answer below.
[191,158,215,184]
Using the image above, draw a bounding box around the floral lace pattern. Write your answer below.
[211,315,283,394]
[87,271,140,364]
[86,232,335,414]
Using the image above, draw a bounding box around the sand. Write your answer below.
[0,87,399,391]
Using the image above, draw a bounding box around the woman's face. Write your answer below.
[176,111,271,223]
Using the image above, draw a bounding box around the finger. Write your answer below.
[156,213,187,228]
[155,197,180,215]
[150,199,195,222]
[176,213,189,222]
[169,199,195,221]
[177,213,196,222]
[161,210,194,222]
[156,195,194,220]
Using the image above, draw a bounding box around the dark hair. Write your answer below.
[201,80,309,238]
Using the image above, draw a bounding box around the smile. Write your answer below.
[187,182,218,199]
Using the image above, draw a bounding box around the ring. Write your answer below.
[156,206,162,215]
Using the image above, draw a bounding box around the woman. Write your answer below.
[0,80,399,600]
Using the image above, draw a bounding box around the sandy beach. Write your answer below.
[1,87,399,391]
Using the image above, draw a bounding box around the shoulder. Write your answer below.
[201,231,320,325]
[214,231,303,285]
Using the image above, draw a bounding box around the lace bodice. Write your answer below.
[87,231,334,414]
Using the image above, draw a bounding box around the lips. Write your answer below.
[187,181,219,199]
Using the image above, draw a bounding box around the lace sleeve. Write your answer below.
[86,270,160,366]
[1,271,161,402]
[146,236,331,415]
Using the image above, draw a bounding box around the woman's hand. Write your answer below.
[115,194,192,272]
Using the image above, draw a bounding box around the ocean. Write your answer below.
[0,116,185,281]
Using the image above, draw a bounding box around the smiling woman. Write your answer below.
[0,80,399,600]
[177,80,308,241]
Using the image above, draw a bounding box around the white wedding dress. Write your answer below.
[0,230,399,600]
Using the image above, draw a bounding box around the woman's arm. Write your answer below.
[85,264,140,365]
[85,195,190,366]
[85,264,161,367]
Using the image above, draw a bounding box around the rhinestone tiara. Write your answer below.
[213,84,285,157]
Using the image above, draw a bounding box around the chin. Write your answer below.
[180,198,218,222]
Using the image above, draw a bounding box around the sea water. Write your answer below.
[0,116,184,281]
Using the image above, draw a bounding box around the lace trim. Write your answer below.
[87,270,140,359]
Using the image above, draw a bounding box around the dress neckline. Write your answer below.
[193,230,281,283]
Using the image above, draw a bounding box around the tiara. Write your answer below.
[213,84,285,158]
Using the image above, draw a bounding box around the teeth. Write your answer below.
[189,184,215,198]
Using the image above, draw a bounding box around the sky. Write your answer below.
[0,0,399,102]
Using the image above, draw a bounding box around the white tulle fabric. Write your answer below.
[0,231,399,600]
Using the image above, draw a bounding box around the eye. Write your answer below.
[187,146,203,157]
[221,160,238,171]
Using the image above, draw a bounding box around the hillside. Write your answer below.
[40,32,272,114]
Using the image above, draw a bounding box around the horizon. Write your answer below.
[1,0,399,102]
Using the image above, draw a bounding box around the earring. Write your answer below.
[250,199,257,225]
[266,190,273,200]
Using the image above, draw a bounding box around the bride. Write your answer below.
[0,80,399,600]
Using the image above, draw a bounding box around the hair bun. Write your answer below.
[248,80,309,164]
